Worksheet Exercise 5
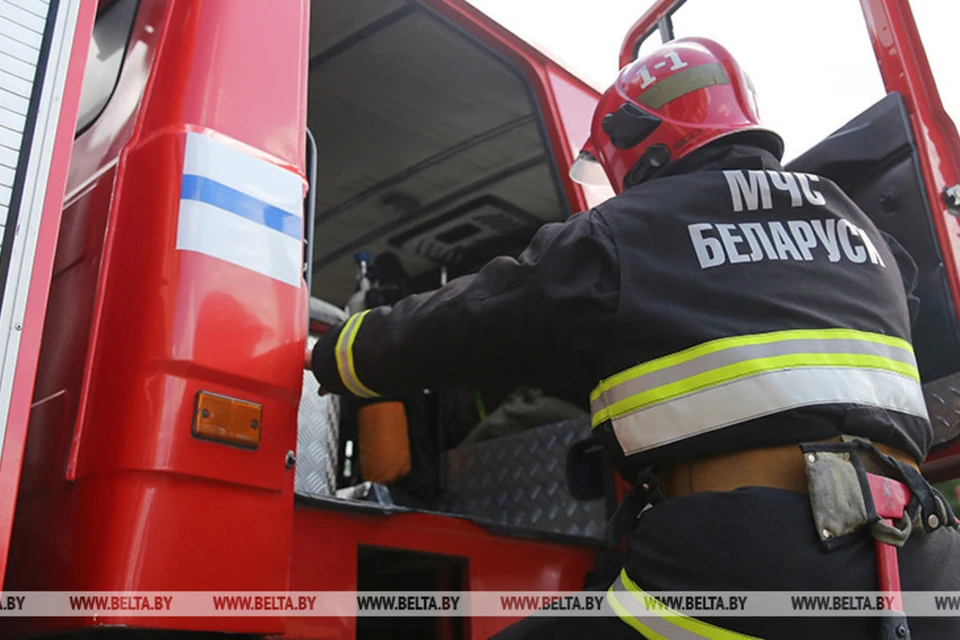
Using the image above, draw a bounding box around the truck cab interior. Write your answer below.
[298,0,610,544]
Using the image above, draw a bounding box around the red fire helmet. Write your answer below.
[571,37,783,193]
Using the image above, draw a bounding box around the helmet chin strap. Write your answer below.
[623,144,671,190]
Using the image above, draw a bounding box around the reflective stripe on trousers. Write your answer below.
[335,310,379,398]
[608,570,761,639]
[590,329,927,455]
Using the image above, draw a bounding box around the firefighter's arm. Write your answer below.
[880,230,921,325]
[309,209,619,397]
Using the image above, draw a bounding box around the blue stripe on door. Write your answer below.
[180,174,302,240]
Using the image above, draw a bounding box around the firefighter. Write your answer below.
[309,37,960,639]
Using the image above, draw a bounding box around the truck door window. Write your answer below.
[75,0,138,135]
[660,0,885,161]
[911,2,959,124]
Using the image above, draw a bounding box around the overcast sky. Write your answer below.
[467,0,959,163]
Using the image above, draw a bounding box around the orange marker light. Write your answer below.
[192,391,262,449]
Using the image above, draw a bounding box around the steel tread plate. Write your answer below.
[925,373,960,447]
[436,418,606,540]
[295,337,339,498]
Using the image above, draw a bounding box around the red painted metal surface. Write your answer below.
[0,0,97,586]
[17,0,167,499]
[6,0,308,636]
[285,505,596,640]
[619,0,678,70]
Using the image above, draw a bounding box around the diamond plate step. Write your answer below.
[925,373,960,448]
[436,418,607,540]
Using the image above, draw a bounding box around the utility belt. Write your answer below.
[606,437,958,640]
[656,437,918,499]
[607,436,956,547]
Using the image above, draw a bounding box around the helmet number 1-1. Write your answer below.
[638,52,689,89]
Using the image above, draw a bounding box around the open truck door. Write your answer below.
[0,0,95,583]
[619,0,960,479]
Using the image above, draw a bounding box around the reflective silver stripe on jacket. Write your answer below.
[590,329,927,456]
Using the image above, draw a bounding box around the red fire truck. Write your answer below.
[0,0,956,638]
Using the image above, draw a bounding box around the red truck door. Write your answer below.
[0,0,95,583]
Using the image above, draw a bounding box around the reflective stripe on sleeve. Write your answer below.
[590,329,926,455]
[607,570,761,639]
[334,310,379,399]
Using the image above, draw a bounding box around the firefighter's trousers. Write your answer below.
[492,487,960,640]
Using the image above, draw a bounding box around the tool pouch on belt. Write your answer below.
[800,437,958,551]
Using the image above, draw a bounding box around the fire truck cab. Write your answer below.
[0,0,957,638]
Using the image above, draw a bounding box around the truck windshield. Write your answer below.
[666,0,885,161]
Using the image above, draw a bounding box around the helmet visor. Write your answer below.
[569,151,609,186]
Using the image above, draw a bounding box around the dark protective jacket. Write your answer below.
[311,144,931,481]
